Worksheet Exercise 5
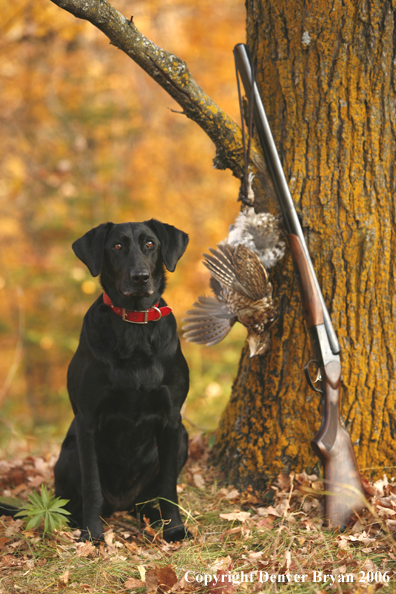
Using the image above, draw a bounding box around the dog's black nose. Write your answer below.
[130,271,150,285]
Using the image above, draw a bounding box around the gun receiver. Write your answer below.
[234,44,365,527]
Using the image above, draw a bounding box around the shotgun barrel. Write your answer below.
[234,43,365,526]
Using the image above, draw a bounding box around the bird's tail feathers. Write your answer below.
[182,295,235,346]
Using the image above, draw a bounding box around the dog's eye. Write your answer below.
[146,241,154,249]
[114,243,122,250]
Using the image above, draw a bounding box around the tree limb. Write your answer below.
[50,0,247,175]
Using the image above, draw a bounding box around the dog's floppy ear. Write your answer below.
[146,219,189,272]
[72,222,113,277]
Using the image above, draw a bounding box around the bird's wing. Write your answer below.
[203,243,271,301]
[182,295,236,346]
[203,244,250,298]
[233,243,271,301]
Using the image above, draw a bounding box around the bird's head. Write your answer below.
[247,333,271,358]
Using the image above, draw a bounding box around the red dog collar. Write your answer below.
[102,292,172,324]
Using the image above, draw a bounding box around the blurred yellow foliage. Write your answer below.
[0,0,245,453]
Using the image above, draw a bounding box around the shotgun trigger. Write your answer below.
[304,360,323,394]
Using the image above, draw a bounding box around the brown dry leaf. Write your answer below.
[188,434,208,461]
[385,519,396,532]
[0,537,8,551]
[210,556,232,572]
[337,536,350,549]
[171,575,195,592]
[223,526,242,538]
[207,570,236,594]
[124,540,140,554]
[75,541,97,558]
[373,475,388,497]
[276,473,291,490]
[104,529,114,546]
[143,516,159,538]
[360,558,379,572]
[58,569,70,589]
[145,565,178,594]
[219,511,250,523]
[193,473,205,489]
[348,532,377,545]
[361,477,376,497]
[5,519,24,536]
[225,489,240,500]
[311,481,325,491]
[124,576,145,590]
[137,565,146,582]
[377,506,396,518]
[256,517,275,529]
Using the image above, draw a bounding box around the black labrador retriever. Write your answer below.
[54,219,190,542]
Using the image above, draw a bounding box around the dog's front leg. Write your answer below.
[156,415,190,542]
[75,414,104,541]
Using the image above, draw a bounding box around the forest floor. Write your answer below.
[0,435,395,594]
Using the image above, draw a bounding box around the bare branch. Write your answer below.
[49,0,248,175]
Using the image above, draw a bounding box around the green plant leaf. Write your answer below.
[14,485,70,536]
[27,492,45,509]
[41,485,49,508]
[26,514,44,530]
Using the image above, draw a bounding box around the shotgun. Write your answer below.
[234,43,365,527]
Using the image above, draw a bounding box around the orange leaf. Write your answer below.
[145,565,178,594]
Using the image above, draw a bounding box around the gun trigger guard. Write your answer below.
[304,360,323,394]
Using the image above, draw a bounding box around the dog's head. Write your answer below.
[72,220,189,308]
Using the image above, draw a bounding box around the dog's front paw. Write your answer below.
[163,525,192,543]
[79,529,105,545]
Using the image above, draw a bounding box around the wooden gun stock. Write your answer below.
[289,234,365,526]
[312,360,365,526]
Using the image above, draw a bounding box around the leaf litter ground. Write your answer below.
[0,435,395,594]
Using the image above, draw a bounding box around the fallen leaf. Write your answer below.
[5,519,24,536]
[276,473,291,490]
[256,517,275,529]
[225,489,240,500]
[377,506,396,517]
[193,474,205,489]
[137,565,146,582]
[143,516,159,537]
[145,565,178,594]
[210,556,232,572]
[58,569,70,589]
[360,558,379,572]
[219,512,250,523]
[124,576,145,590]
[373,475,388,497]
[75,541,97,558]
[207,570,236,594]
[124,541,140,554]
[188,434,207,461]
[104,530,114,546]
[223,526,242,537]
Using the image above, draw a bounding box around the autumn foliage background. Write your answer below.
[0,0,247,457]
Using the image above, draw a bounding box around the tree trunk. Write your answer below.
[214,0,396,489]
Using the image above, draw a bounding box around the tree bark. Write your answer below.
[214,0,396,488]
[50,0,396,487]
